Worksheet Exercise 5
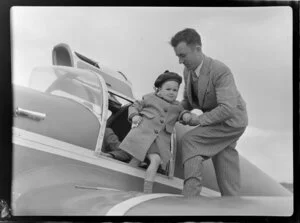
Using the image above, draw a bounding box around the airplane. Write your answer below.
[11,43,293,216]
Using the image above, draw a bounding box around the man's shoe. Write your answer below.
[102,153,113,158]
[129,157,141,167]
[182,178,202,198]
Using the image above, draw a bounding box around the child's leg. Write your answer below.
[129,157,141,167]
[144,153,161,193]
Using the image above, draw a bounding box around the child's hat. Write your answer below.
[154,70,182,88]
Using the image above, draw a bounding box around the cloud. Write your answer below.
[238,126,293,183]
[242,126,272,138]
[242,126,291,138]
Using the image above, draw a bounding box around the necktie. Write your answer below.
[191,70,198,80]
[190,70,199,103]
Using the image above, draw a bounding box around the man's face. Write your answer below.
[174,41,201,71]
[157,80,179,103]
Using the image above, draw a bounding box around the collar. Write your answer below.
[193,59,204,77]
[154,92,178,105]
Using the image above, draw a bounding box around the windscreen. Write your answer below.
[29,66,104,118]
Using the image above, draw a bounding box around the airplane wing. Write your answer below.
[13,182,142,216]
[115,193,293,216]
[13,180,293,216]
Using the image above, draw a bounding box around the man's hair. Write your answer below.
[170,28,202,47]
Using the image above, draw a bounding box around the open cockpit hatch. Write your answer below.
[52,43,135,102]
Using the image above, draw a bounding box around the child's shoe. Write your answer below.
[129,157,141,167]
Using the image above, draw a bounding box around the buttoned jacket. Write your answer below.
[182,54,248,128]
[119,93,186,163]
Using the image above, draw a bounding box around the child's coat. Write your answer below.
[119,93,186,169]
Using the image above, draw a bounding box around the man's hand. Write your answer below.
[131,115,142,128]
[181,113,192,124]
[187,113,201,126]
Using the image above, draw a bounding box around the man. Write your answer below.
[170,28,248,197]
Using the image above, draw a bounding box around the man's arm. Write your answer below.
[197,65,238,126]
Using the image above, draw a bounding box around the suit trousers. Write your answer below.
[103,128,132,162]
[181,123,246,196]
[212,141,240,196]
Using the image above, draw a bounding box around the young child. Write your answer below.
[118,70,192,193]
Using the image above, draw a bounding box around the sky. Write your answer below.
[11,6,293,183]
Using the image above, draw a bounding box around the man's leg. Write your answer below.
[181,128,206,198]
[212,142,241,196]
[180,124,244,197]
[103,128,121,152]
[182,155,204,198]
[108,149,132,162]
[128,157,141,167]
[103,128,132,162]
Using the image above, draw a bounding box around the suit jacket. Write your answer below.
[182,54,248,128]
[119,93,186,166]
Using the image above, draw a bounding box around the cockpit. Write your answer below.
[29,66,104,118]
[28,65,135,158]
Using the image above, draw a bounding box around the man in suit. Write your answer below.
[170,28,248,197]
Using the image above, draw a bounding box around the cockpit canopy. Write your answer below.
[52,43,134,101]
[29,66,104,118]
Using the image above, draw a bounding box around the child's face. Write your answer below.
[157,80,179,102]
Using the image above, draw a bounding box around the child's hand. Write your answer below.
[182,113,192,124]
[132,115,142,128]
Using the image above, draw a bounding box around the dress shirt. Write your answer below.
[192,59,204,78]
